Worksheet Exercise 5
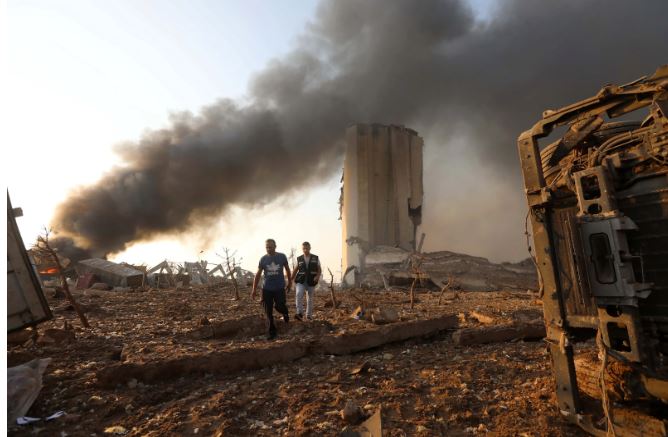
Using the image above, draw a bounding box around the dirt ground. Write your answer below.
[7,284,588,436]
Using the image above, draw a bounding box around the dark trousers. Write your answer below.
[262,288,289,335]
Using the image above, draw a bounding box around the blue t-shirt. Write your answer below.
[258,252,288,290]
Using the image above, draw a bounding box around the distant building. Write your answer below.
[341,124,423,286]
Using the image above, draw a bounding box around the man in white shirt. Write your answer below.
[290,241,321,321]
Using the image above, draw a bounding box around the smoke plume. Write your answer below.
[52,0,668,261]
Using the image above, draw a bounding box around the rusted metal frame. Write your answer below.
[531,99,640,140]
[519,65,668,437]
[535,66,668,131]
[518,131,582,417]
[532,81,667,139]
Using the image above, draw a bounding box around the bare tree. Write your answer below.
[327,267,338,309]
[438,276,457,305]
[33,228,90,328]
[408,253,426,309]
[408,234,427,309]
[218,248,240,300]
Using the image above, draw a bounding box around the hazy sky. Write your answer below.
[4,0,501,276]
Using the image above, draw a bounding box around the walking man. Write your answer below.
[252,239,291,340]
[291,241,321,321]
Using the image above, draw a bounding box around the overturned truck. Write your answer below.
[518,66,668,435]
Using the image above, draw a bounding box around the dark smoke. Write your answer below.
[52,0,668,261]
[50,236,97,264]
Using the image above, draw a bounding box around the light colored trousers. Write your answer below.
[295,283,315,317]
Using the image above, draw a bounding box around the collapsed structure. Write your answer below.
[341,124,424,286]
[519,65,668,435]
[76,259,144,288]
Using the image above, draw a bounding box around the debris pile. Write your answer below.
[76,259,144,288]
[6,281,590,436]
[358,246,537,291]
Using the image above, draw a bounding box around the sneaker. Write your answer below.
[306,315,314,321]
[267,332,277,340]
[295,313,303,321]
[283,314,290,324]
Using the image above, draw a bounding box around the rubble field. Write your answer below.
[8,284,587,436]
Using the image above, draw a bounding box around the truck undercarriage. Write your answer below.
[518,66,668,435]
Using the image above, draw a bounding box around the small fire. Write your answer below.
[39,267,58,275]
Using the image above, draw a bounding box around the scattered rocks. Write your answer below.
[371,306,399,324]
[350,361,371,375]
[104,425,128,434]
[37,328,75,345]
[439,291,459,301]
[272,416,288,426]
[63,413,81,424]
[8,286,577,436]
[341,400,365,425]
[88,395,105,405]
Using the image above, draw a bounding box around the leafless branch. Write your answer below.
[327,267,338,309]
[219,247,240,300]
[34,228,90,328]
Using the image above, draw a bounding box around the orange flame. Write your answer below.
[39,267,58,275]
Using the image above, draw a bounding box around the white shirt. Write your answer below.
[304,255,321,267]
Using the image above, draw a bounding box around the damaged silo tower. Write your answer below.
[341,124,423,285]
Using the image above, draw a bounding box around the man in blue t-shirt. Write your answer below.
[252,238,292,340]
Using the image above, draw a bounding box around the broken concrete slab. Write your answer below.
[360,408,382,437]
[96,342,309,388]
[452,321,545,346]
[365,246,411,266]
[191,317,334,340]
[96,315,459,386]
[318,315,458,355]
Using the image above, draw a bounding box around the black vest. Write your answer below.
[295,254,319,286]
